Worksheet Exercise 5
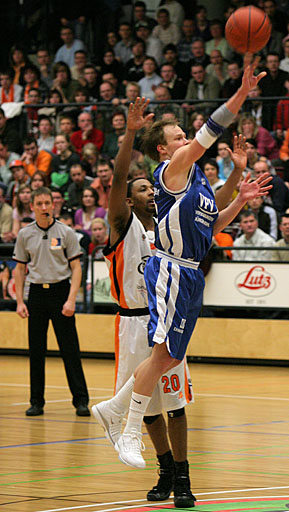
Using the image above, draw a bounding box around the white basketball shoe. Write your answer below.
[115,428,146,469]
[92,401,124,446]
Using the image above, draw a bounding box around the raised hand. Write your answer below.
[127,97,154,131]
[239,171,272,202]
[241,54,267,93]
[226,134,248,171]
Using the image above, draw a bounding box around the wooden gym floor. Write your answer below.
[1,355,289,512]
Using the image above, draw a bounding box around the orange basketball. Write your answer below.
[225,5,271,54]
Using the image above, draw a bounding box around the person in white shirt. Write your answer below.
[152,8,181,46]
[280,39,289,72]
[138,57,162,100]
[233,210,275,261]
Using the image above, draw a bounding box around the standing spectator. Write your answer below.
[114,23,134,65]
[184,63,221,115]
[135,21,163,66]
[254,159,289,213]
[54,26,85,69]
[74,186,106,236]
[70,50,88,85]
[247,195,278,240]
[70,111,104,155]
[259,53,288,131]
[0,69,23,103]
[21,136,52,178]
[83,64,100,101]
[36,47,53,88]
[152,9,181,46]
[12,184,35,238]
[205,19,232,61]
[13,186,90,417]
[37,116,55,153]
[0,137,21,185]
[194,5,211,42]
[0,184,13,243]
[0,108,22,155]
[177,19,197,63]
[67,163,93,209]
[272,213,289,260]
[237,113,279,161]
[52,62,80,103]
[189,38,210,68]
[138,57,162,100]
[206,50,229,86]
[232,210,275,261]
[91,158,113,210]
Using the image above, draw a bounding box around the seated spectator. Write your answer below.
[21,63,48,103]
[83,64,99,101]
[187,111,205,139]
[203,158,225,194]
[101,72,124,97]
[189,38,210,68]
[88,217,108,257]
[138,57,162,100]
[91,158,113,210]
[67,163,94,209]
[245,138,262,172]
[50,133,80,193]
[177,18,197,63]
[70,111,104,155]
[221,61,242,98]
[106,31,119,53]
[232,210,275,261]
[38,88,64,128]
[254,159,289,213]
[124,39,146,84]
[9,44,31,86]
[52,61,80,103]
[280,39,289,73]
[259,52,288,131]
[272,213,289,260]
[58,114,76,137]
[247,195,278,240]
[37,116,55,153]
[152,8,181,46]
[81,143,99,176]
[194,5,211,42]
[237,113,279,161]
[36,47,53,89]
[30,170,49,190]
[159,0,185,29]
[6,160,30,207]
[114,23,134,65]
[0,137,21,185]
[118,82,141,112]
[0,107,23,155]
[128,161,150,180]
[116,133,143,164]
[99,80,116,105]
[100,49,124,82]
[216,139,234,180]
[162,43,190,82]
[153,85,185,126]
[12,184,35,238]
[280,127,289,164]
[132,1,157,34]
[74,186,106,236]
[0,184,13,243]
[183,63,221,116]
[58,211,90,254]
[70,49,88,85]
[0,69,23,103]
[159,62,187,99]
[102,111,126,159]
[205,19,232,60]
[257,28,284,62]
[206,49,229,86]
[243,84,264,127]
[54,25,85,69]
[263,0,288,36]
[21,135,52,178]
[275,78,289,137]
[25,87,43,138]
[135,21,163,67]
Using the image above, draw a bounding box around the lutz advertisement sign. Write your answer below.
[203,262,288,307]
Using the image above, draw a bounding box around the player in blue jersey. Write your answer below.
[93,57,272,504]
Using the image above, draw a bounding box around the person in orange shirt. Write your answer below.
[21,136,52,178]
[91,158,113,210]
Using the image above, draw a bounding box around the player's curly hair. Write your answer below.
[141,119,177,162]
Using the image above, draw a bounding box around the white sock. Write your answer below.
[109,375,135,414]
[124,392,151,434]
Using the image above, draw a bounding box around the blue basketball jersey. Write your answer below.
[154,160,219,261]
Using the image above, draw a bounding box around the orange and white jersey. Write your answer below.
[104,212,156,309]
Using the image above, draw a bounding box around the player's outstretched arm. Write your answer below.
[213,172,272,235]
[108,97,154,242]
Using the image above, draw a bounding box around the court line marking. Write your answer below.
[36,490,289,512]
[0,383,112,391]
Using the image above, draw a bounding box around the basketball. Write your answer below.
[225,5,272,54]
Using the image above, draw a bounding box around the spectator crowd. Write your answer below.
[1,0,289,294]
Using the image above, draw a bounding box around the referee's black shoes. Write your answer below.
[76,404,91,416]
[26,405,44,416]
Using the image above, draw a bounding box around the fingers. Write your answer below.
[256,71,267,84]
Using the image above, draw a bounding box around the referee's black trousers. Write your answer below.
[27,280,89,408]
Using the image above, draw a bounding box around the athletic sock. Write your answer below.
[109,375,135,414]
[124,392,151,433]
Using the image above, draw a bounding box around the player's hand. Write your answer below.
[17,302,29,319]
[62,299,75,317]
[241,54,267,92]
[127,97,154,131]
[239,171,272,201]
[226,134,248,171]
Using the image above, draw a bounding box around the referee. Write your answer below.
[14,187,90,417]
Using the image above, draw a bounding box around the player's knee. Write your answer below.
[143,414,161,425]
[167,407,185,419]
